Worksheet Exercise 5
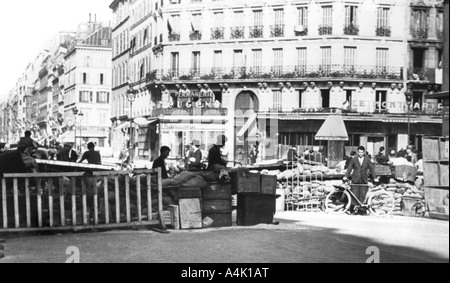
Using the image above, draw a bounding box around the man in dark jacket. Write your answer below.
[344,146,379,210]
[79,142,101,165]
[207,135,228,172]
[187,140,203,171]
[57,143,78,162]
[153,146,171,179]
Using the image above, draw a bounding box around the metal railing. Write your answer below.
[271,24,285,37]
[231,26,245,39]
[249,25,264,38]
[0,169,164,233]
[156,65,402,82]
[344,24,359,35]
[211,27,224,40]
[294,26,308,36]
[376,26,391,37]
[319,25,333,35]
[168,33,181,42]
[411,27,428,39]
[190,31,202,41]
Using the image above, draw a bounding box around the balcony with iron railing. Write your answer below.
[410,27,428,39]
[190,30,202,41]
[407,67,442,83]
[230,26,245,39]
[294,25,308,36]
[153,65,402,82]
[168,32,181,42]
[344,23,359,35]
[319,25,333,35]
[376,26,391,37]
[249,25,264,38]
[270,24,285,37]
[211,27,225,40]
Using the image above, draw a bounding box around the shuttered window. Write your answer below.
[376,48,389,70]
[297,47,307,72]
[345,5,358,26]
[344,47,357,68]
[253,10,263,26]
[377,7,390,27]
[322,6,332,26]
[321,46,332,71]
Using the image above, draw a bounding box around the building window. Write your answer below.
[320,6,333,35]
[250,10,264,38]
[273,90,282,111]
[273,48,283,76]
[376,48,389,73]
[344,47,357,69]
[321,46,332,75]
[190,13,202,40]
[271,9,285,37]
[79,91,93,103]
[296,47,307,74]
[295,7,308,36]
[192,51,201,76]
[100,73,104,85]
[211,12,224,40]
[437,9,444,40]
[251,49,262,75]
[213,50,223,74]
[411,9,429,39]
[344,5,359,35]
[171,52,179,77]
[82,73,87,84]
[231,11,245,39]
[376,7,391,37]
[168,14,181,41]
[97,92,110,103]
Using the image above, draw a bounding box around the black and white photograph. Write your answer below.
[0,0,448,267]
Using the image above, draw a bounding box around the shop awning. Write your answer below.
[115,122,130,131]
[58,131,75,143]
[315,115,349,141]
[114,118,158,131]
[237,113,258,137]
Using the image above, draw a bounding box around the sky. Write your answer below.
[0,0,113,101]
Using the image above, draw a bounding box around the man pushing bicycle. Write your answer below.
[344,146,379,214]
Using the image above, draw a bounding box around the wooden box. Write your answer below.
[202,183,232,200]
[179,198,202,229]
[440,164,449,186]
[230,170,260,194]
[423,162,440,187]
[260,174,277,195]
[423,138,440,161]
[162,205,180,230]
[202,199,232,213]
[424,187,449,220]
[202,212,232,228]
[237,194,277,226]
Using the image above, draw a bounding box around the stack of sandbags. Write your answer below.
[385,178,425,216]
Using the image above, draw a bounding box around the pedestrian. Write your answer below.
[344,146,379,214]
[207,135,228,172]
[184,144,192,168]
[118,143,130,166]
[249,144,259,164]
[345,151,356,169]
[153,146,171,179]
[18,130,39,157]
[301,148,310,161]
[287,145,299,162]
[187,140,202,171]
[375,146,390,165]
[79,142,102,165]
[406,146,418,165]
[57,143,78,162]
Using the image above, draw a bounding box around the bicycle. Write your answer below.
[324,180,395,217]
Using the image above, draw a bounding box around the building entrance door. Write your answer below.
[235,91,260,165]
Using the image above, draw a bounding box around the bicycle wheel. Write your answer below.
[325,190,351,215]
[368,190,395,217]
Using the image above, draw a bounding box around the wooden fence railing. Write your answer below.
[0,168,165,233]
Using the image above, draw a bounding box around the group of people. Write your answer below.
[152,134,229,179]
[287,146,327,165]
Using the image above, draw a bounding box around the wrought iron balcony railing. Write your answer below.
[168,32,181,42]
[376,26,391,37]
[411,27,428,39]
[271,24,285,37]
[231,26,245,39]
[407,67,442,83]
[153,65,402,82]
[189,30,202,41]
[249,25,264,38]
[211,27,224,40]
[344,24,359,35]
[319,25,333,35]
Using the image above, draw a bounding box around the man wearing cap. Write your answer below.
[58,143,78,162]
[187,140,203,171]
[153,146,171,179]
[79,142,102,165]
[208,135,228,172]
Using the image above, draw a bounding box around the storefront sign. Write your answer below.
[161,123,227,131]
[352,100,443,111]
[176,100,221,109]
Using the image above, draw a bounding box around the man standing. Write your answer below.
[287,145,299,162]
[79,142,102,165]
[153,146,171,179]
[375,146,390,165]
[406,146,418,165]
[57,143,78,162]
[187,140,202,171]
[344,146,379,212]
[207,135,228,172]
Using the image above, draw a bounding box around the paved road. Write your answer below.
[0,212,448,263]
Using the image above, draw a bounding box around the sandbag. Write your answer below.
[181,175,208,189]
[197,171,219,183]
[284,170,296,180]
[173,171,197,183]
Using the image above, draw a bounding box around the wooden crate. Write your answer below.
[202,199,232,212]
[424,187,449,220]
[440,164,449,186]
[177,187,202,199]
[423,162,440,187]
[162,205,180,230]
[423,138,440,161]
[202,183,232,200]
[237,194,277,226]
[230,170,260,194]
[260,174,277,195]
[179,198,202,229]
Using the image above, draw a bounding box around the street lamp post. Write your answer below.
[127,81,137,164]
[72,107,79,150]
[405,87,414,146]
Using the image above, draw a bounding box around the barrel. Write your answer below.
[202,183,233,227]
